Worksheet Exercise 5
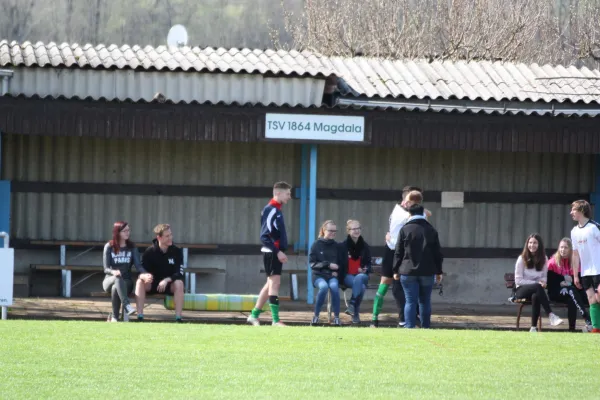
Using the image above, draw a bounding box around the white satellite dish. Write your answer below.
[167,24,188,47]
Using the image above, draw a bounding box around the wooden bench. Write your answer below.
[28,240,219,298]
[503,272,571,331]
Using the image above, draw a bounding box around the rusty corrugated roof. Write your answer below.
[2,39,600,105]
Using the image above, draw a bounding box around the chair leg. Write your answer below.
[517,304,524,329]
[326,290,332,323]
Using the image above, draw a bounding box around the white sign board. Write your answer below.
[265,113,365,142]
[441,192,465,208]
[0,248,14,306]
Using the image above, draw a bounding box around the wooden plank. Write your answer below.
[90,291,165,299]
[32,264,102,271]
[186,267,225,274]
[260,269,307,274]
[29,240,217,249]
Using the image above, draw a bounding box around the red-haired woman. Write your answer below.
[102,221,150,322]
[513,233,564,332]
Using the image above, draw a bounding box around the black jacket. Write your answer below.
[141,239,184,281]
[309,238,346,283]
[341,236,373,275]
[393,205,443,276]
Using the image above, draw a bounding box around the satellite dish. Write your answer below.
[167,24,188,47]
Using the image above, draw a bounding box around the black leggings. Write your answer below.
[515,284,553,327]
[549,287,591,330]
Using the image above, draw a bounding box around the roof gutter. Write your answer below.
[337,97,600,117]
[0,69,13,95]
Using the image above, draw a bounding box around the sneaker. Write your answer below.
[124,304,136,316]
[508,296,516,303]
[175,316,183,323]
[247,315,260,326]
[352,315,361,324]
[333,317,341,326]
[592,328,600,333]
[272,321,286,327]
[582,324,593,333]
[137,314,144,322]
[529,327,538,332]
[345,304,355,316]
[310,316,319,326]
[370,319,379,328]
[398,321,406,327]
[548,313,564,327]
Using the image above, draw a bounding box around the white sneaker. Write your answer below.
[549,313,564,327]
[109,317,118,323]
[124,304,136,316]
[247,315,260,326]
[529,327,537,332]
[582,324,593,333]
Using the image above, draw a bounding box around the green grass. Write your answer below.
[0,321,599,399]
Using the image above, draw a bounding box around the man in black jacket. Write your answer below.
[393,201,443,329]
[135,223,185,322]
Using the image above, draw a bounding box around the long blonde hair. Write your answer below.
[318,220,336,238]
[553,237,572,266]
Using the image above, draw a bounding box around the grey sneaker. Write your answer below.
[529,327,538,332]
[333,317,341,326]
[582,324,593,333]
[310,316,319,326]
[549,313,564,327]
[352,315,361,324]
[124,303,136,316]
[247,315,260,326]
[345,304,355,316]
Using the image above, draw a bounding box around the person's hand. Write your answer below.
[564,275,573,285]
[435,274,443,284]
[393,273,400,281]
[560,281,569,288]
[385,232,391,242]
[140,273,153,283]
[330,263,339,271]
[112,270,121,277]
[539,281,547,288]
[332,272,338,277]
[277,251,288,263]
[358,268,366,274]
[157,279,169,293]
[575,276,582,289]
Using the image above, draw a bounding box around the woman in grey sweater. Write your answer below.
[513,233,564,332]
[103,221,150,322]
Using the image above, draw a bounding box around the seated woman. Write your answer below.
[103,221,151,322]
[309,220,345,326]
[547,238,592,332]
[341,219,372,324]
[514,233,564,332]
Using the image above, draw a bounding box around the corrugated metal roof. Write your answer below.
[9,67,325,107]
[0,40,334,77]
[327,57,600,104]
[2,40,600,106]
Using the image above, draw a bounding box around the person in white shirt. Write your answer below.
[513,233,563,332]
[370,186,432,328]
[570,200,600,333]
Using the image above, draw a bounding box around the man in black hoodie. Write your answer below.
[135,223,185,322]
[393,200,443,329]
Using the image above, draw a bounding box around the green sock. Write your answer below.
[590,303,600,329]
[251,307,263,319]
[269,304,280,323]
[372,284,389,321]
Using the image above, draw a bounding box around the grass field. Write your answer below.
[1,321,599,399]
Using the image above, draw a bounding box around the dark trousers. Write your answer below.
[515,284,552,327]
[549,287,591,330]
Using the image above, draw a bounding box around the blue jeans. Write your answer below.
[400,275,435,328]
[314,277,340,317]
[344,273,369,313]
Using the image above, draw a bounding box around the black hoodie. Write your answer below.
[393,205,443,277]
[309,238,346,283]
[141,239,184,281]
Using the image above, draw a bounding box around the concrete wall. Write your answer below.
[16,248,515,305]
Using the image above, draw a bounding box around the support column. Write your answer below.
[591,155,600,207]
[306,144,318,304]
[296,144,309,252]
